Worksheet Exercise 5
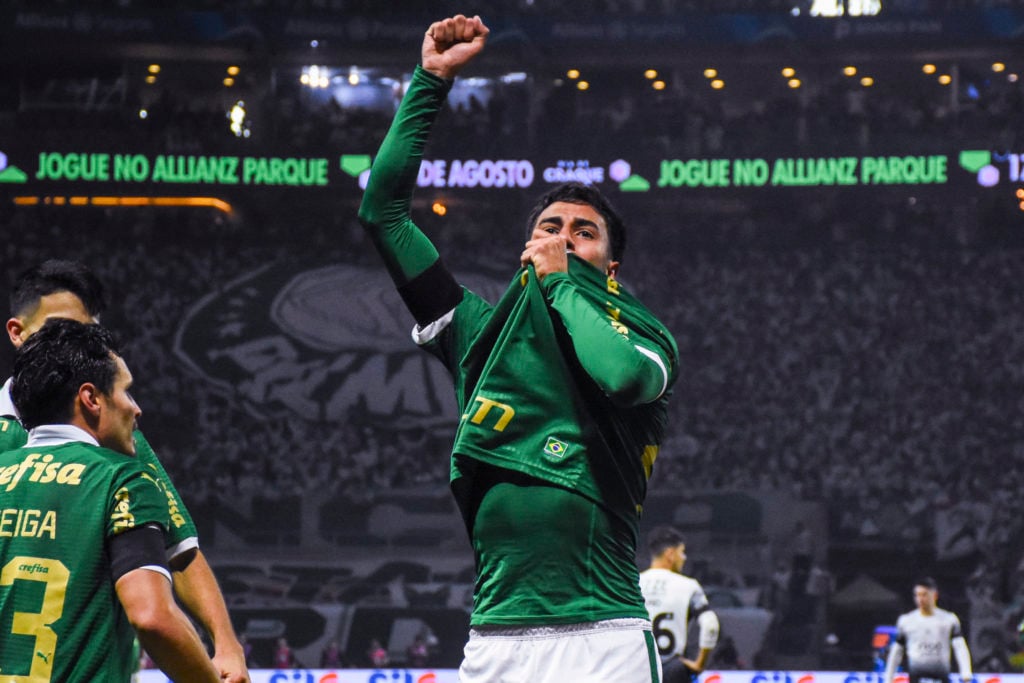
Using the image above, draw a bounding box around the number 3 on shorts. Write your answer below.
[1,557,70,682]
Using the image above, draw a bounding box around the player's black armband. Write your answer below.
[109,523,168,582]
[398,259,463,327]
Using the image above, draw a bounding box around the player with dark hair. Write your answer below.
[358,14,679,681]
[7,260,107,334]
[0,259,248,682]
[884,577,973,683]
[0,319,220,682]
[524,182,628,263]
[640,526,720,683]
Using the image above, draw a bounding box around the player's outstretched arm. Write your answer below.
[422,14,489,80]
[358,16,487,324]
[116,568,221,683]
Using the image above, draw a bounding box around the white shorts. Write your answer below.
[459,618,662,683]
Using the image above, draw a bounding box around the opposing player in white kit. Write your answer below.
[884,577,973,683]
[640,526,720,683]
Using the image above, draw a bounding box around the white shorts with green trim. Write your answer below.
[459,617,662,683]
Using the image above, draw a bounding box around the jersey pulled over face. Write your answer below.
[530,201,618,276]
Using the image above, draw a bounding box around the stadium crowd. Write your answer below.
[4,8,1024,668]
[22,59,1024,161]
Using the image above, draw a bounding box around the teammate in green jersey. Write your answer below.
[358,15,678,682]
[0,319,220,682]
[1,260,247,682]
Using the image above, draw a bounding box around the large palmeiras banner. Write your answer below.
[173,262,507,428]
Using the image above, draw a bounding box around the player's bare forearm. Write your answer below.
[117,569,221,683]
[174,550,250,683]
[421,14,489,80]
[684,647,713,673]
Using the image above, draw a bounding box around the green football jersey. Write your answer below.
[435,260,677,525]
[0,416,28,454]
[0,441,169,682]
[429,262,677,625]
[132,430,197,548]
[0,406,196,552]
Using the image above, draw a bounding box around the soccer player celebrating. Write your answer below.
[358,14,679,682]
[640,526,721,683]
[0,260,247,683]
[0,319,220,682]
[884,577,973,683]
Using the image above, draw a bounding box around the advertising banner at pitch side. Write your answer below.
[133,670,1020,683]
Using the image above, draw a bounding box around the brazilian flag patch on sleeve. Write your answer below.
[543,436,569,460]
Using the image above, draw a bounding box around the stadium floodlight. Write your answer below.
[301,65,330,89]
[229,101,247,137]
[810,0,882,17]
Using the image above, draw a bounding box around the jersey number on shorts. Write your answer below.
[653,611,677,655]
[1,556,70,682]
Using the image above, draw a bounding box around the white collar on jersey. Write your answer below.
[27,424,100,448]
[0,377,17,418]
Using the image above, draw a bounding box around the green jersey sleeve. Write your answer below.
[132,430,197,554]
[107,459,172,540]
[357,65,452,285]
[541,270,673,407]
[0,416,28,453]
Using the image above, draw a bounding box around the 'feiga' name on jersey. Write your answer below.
[0,508,57,538]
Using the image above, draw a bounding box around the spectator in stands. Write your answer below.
[273,637,297,668]
[407,633,431,667]
[367,638,389,667]
[320,640,345,667]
